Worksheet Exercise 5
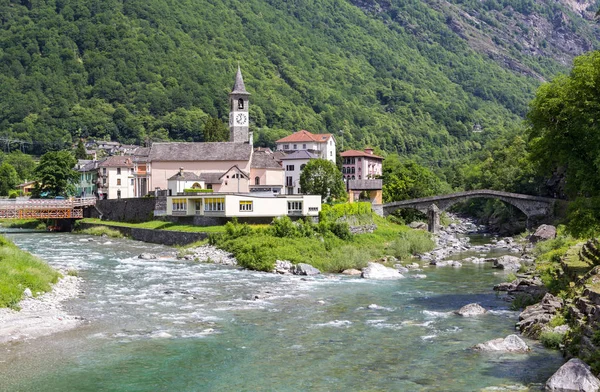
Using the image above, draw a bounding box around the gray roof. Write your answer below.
[168,171,202,181]
[347,179,383,190]
[199,172,224,184]
[251,150,283,169]
[149,142,252,162]
[231,66,250,95]
[78,159,104,172]
[280,150,319,161]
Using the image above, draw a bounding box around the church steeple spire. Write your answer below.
[231,65,249,95]
[229,66,250,143]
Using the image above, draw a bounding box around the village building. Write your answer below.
[75,159,101,197]
[165,193,321,221]
[340,148,383,181]
[98,156,135,199]
[275,130,336,164]
[279,150,318,195]
[131,147,150,197]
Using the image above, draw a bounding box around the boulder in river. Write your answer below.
[517,293,563,337]
[456,303,487,317]
[530,224,557,243]
[474,334,529,353]
[274,260,293,274]
[361,262,405,280]
[545,358,600,392]
[409,221,428,230]
[341,269,362,276]
[138,253,157,260]
[293,263,320,276]
[492,255,522,272]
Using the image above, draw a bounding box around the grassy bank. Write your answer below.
[208,212,434,273]
[0,219,46,230]
[0,234,60,309]
[80,218,229,233]
[78,226,125,238]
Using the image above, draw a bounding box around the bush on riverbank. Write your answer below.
[78,226,124,238]
[0,235,60,309]
[0,219,45,229]
[209,214,433,272]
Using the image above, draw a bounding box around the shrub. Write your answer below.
[510,293,541,310]
[269,216,299,238]
[79,226,124,238]
[183,188,213,193]
[548,315,566,328]
[319,202,372,223]
[224,219,252,238]
[390,230,435,259]
[539,330,564,349]
[8,190,18,199]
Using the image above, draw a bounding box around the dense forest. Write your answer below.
[1,0,598,168]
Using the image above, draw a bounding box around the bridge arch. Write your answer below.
[382,190,558,232]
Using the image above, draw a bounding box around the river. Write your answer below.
[0,230,563,391]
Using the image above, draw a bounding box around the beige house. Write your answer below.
[98,156,135,199]
[166,193,321,219]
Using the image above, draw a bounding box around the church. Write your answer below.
[147,67,284,195]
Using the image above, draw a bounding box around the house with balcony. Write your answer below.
[75,159,101,198]
[98,156,135,199]
[340,148,383,181]
[275,130,336,164]
[279,150,318,195]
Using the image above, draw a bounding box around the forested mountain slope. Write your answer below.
[0,0,598,164]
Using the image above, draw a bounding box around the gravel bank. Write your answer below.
[0,274,83,344]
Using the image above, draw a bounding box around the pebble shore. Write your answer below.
[0,273,83,344]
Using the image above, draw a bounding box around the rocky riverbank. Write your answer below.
[0,272,83,344]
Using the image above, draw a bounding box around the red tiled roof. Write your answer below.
[276,130,333,144]
[340,150,383,159]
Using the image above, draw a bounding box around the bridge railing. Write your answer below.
[0,197,96,210]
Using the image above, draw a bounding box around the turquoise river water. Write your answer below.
[0,231,563,391]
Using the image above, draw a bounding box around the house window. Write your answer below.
[195,200,202,214]
[204,197,225,212]
[255,176,260,185]
[239,200,253,212]
[131,179,134,186]
[358,175,361,180]
[207,184,213,190]
[286,176,293,187]
[297,188,301,194]
[103,178,106,185]
[131,168,134,173]
[293,144,297,149]
[117,179,121,185]
[308,207,319,212]
[283,144,289,150]
[302,144,306,149]
[286,165,294,171]
[102,168,106,175]
[173,198,187,212]
[287,201,302,213]
[330,151,332,156]
[117,168,121,175]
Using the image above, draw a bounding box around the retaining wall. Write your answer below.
[78,223,208,246]
[85,198,157,222]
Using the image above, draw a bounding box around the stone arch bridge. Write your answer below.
[382,190,560,232]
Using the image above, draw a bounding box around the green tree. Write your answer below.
[299,159,346,202]
[2,151,36,182]
[74,139,88,160]
[528,51,600,198]
[203,117,229,142]
[382,155,450,202]
[0,163,19,196]
[32,151,78,197]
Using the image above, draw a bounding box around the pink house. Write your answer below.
[340,148,383,181]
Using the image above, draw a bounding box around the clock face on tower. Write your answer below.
[235,113,248,126]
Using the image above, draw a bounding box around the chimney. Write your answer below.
[365,148,374,155]
[248,131,254,146]
[179,167,184,176]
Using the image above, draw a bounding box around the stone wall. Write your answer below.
[78,223,208,246]
[85,198,157,222]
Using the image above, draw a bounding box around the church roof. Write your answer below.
[149,142,252,162]
[231,66,250,95]
[251,149,283,169]
[276,130,333,144]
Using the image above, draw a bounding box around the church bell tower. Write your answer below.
[229,66,250,143]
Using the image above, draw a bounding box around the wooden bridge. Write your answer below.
[0,198,96,220]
